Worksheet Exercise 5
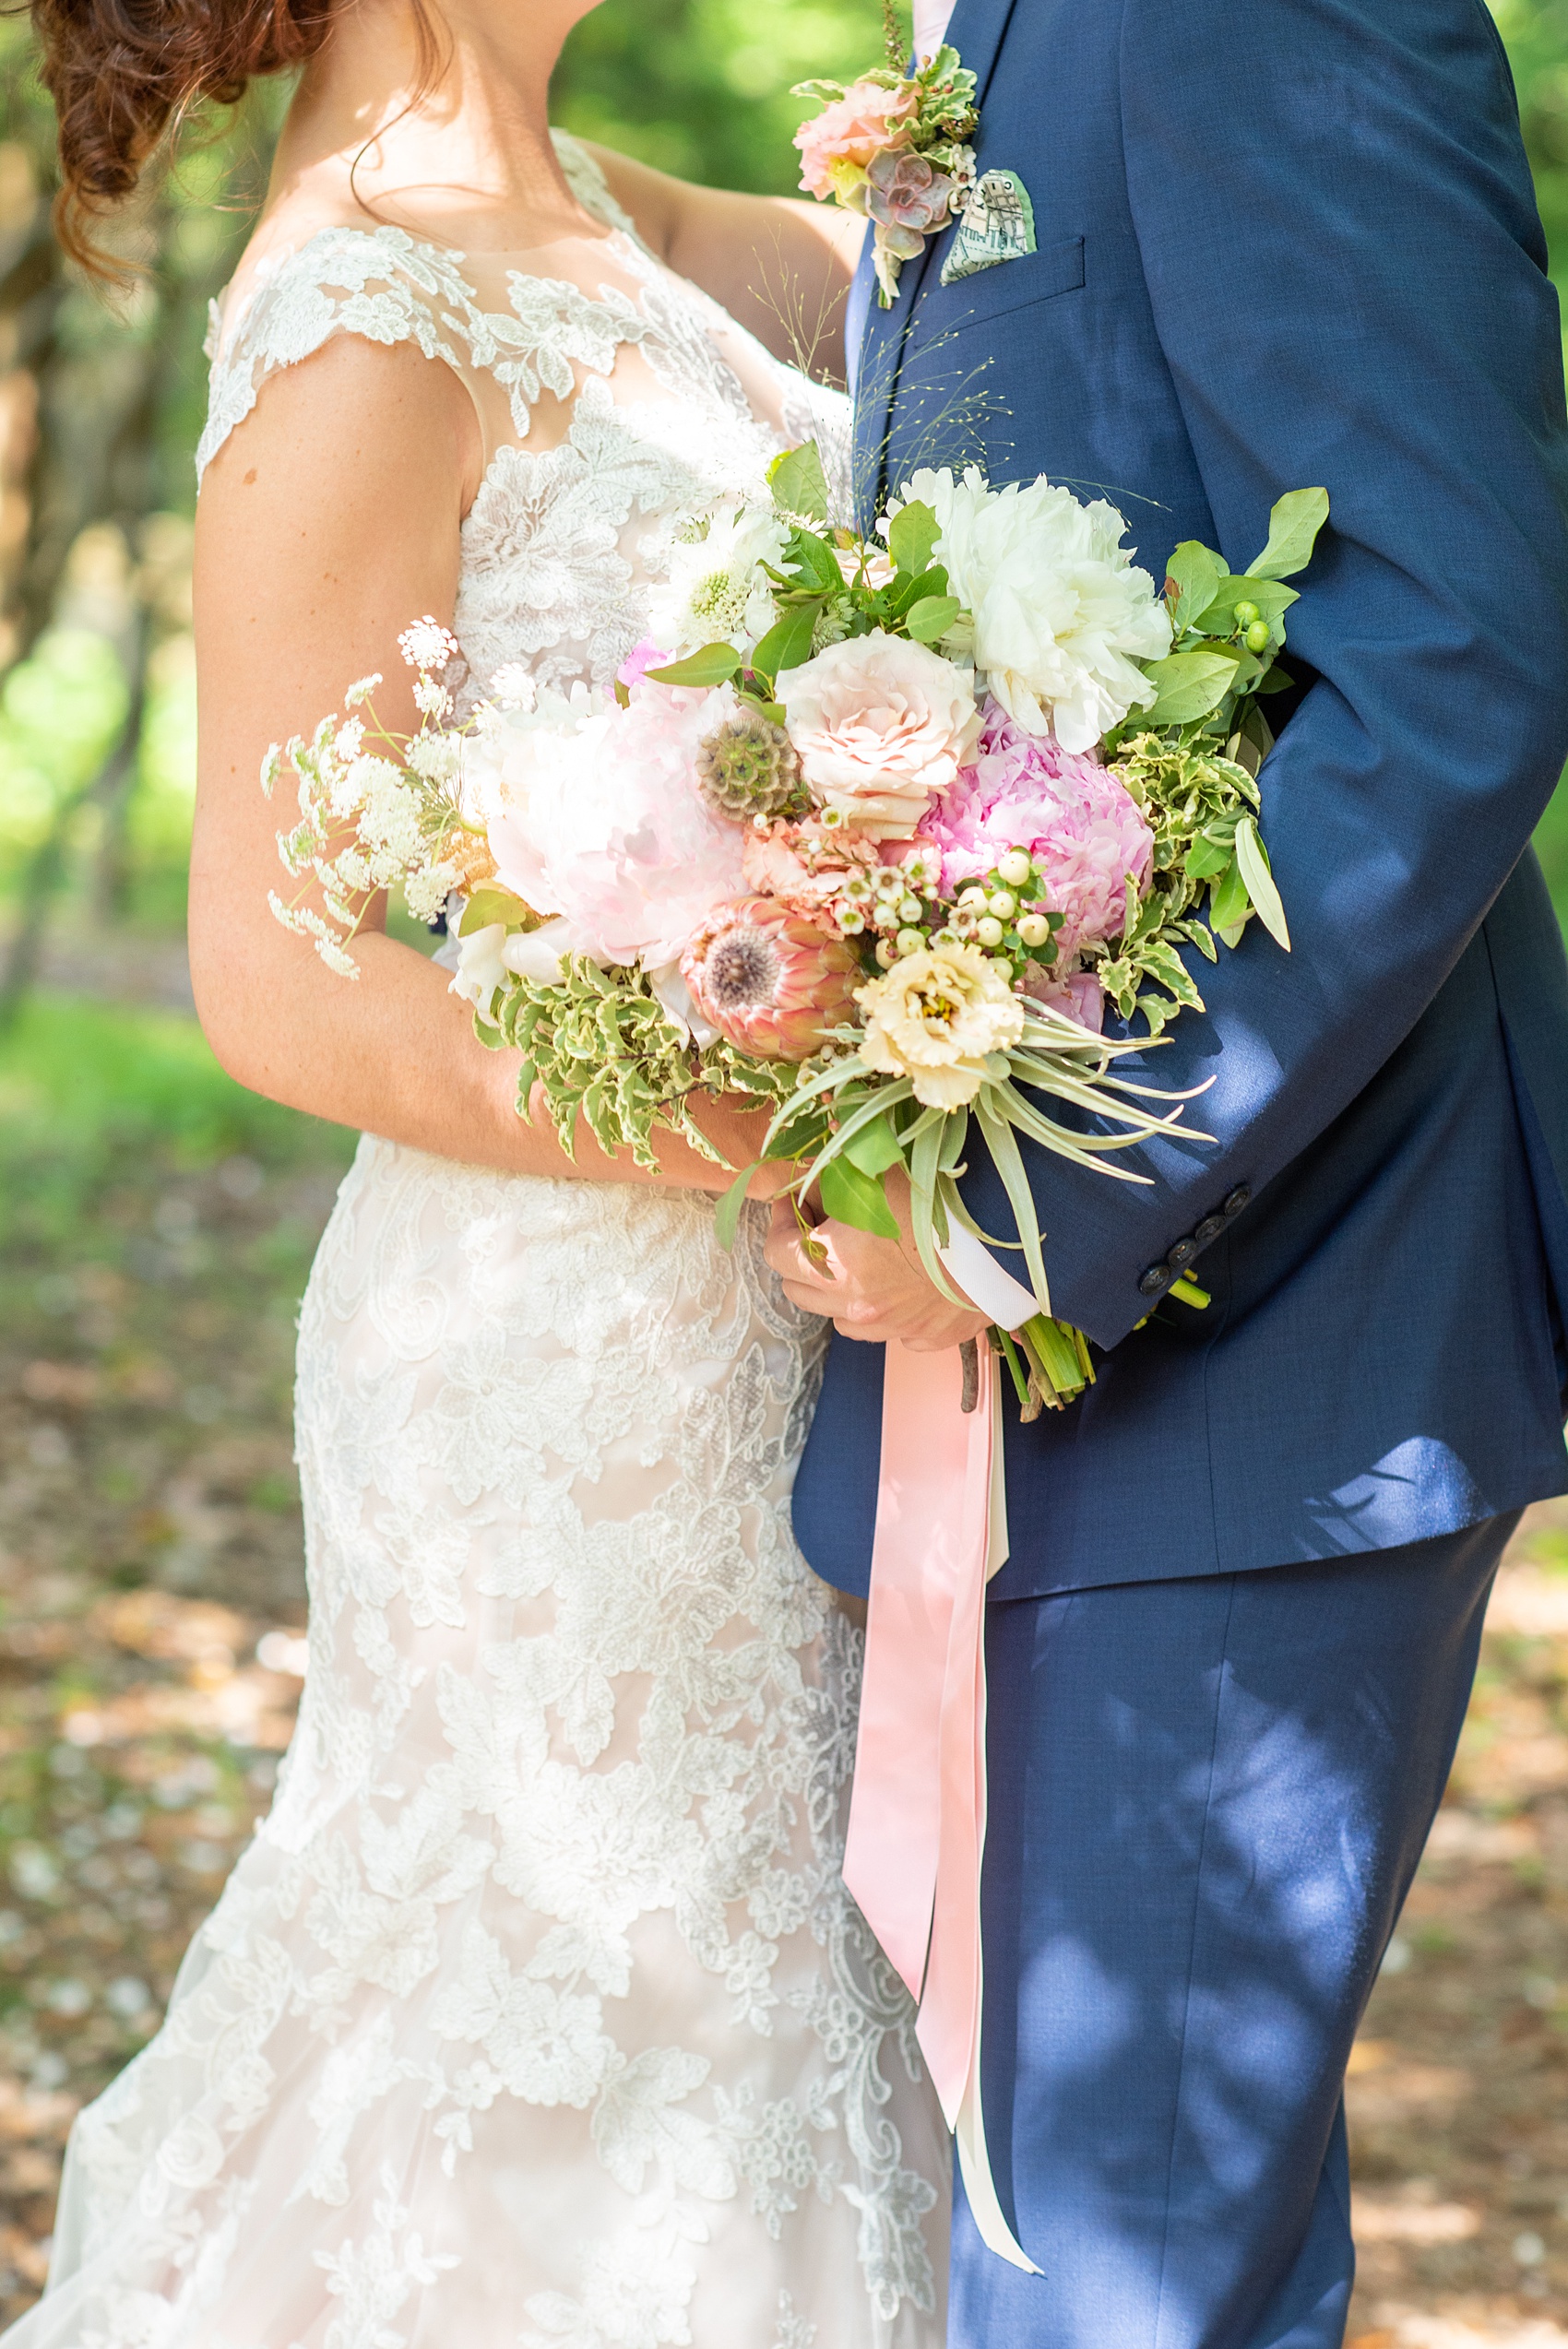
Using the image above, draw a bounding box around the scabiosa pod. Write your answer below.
[695,711,810,825]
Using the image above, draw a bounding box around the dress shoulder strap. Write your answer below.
[197,225,478,482]
[549,129,642,244]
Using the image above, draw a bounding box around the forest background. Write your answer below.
[2,6,1568,2344]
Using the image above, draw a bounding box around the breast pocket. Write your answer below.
[925,234,1086,335]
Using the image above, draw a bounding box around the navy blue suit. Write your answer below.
[787,0,1568,2338]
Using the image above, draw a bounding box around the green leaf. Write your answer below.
[712,1161,759,1252]
[1255,661,1294,694]
[784,526,844,592]
[645,643,742,688]
[887,501,940,579]
[1190,575,1298,637]
[459,887,533,934]
[843,1111,905,1178]
[1206,857,1251,935]
[1183,836,1232,881]
[1246,487,1330,581]
[904,594,961,643]
[1233,813,1291,949]
[820,1154,901,1238]
[885,564,950,619]
[767,441,830,522]
[1163,540,1225,635]
[1141,647,1242,725]
[750,605,820,682]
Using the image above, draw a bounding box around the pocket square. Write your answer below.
[940,169,1038,285]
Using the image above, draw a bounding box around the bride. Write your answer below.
[9,0,951,2341]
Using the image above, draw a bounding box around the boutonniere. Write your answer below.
[793,1,978,308]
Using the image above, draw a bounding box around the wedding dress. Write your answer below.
[7,137,948,2349]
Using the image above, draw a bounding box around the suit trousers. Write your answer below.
[950,1513,1521,2349]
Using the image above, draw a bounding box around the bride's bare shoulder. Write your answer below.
[199,198,481,512]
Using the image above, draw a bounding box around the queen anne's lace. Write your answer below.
[16,135,942,2349]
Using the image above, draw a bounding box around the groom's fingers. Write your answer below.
[764,1198,840,1310]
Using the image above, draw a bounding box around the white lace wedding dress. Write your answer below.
[7,138,948,2349]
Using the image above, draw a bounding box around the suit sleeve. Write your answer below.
[961,0,1568,1347]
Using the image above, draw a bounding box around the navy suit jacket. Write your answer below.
[792,0,1568,1601]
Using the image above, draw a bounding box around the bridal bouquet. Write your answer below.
[266,445,1324,1408]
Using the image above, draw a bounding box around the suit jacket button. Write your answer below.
[1138,1264,1171,1297]
[1194,1213,1226,1246]
[1166,1237,1198,1270]
[1223,1185,1252,1218]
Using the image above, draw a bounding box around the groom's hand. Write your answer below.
[764,1170,992,1352]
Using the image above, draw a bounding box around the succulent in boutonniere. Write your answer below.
[793,1,978,306]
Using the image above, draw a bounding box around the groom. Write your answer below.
[768,0,1568,2343]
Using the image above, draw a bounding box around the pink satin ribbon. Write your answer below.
[842,1343,1039,2273]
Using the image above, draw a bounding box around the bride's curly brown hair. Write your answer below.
[30,0,334,270]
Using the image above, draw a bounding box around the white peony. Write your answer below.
[646,502,791,654]
[894,467,1172,753]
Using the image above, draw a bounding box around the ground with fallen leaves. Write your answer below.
[2,993,1567,2345]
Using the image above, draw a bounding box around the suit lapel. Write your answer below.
[849,0,1021,519]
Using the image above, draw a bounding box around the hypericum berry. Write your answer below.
[997,848,1033,887]
[875,936,897,967]
[1232,599,1259,629]
[976,916,1004,949]
[1016,912,1052,950]
[898,894,922,924]
[1244,620,1272,653]
[991,955,1014,983]
[896,928,925,956]
[695,711,810,823]
[987,889,1016,920]
[956,885,988,914]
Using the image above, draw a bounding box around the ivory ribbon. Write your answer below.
[842,1342,1040,2274]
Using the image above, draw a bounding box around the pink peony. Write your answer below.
[682,896,865,1062]
[778,629,981,841]
[481,680,745,967]
[916,700,1154,958]
[741,820,882,933]
[794,78,919,201]
[1021,966,1105,1031]
[616,637,673,693]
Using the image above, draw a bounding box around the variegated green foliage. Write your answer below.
[480,954,795,1171]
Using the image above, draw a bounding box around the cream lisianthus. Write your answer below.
[857,942,1026,1108]
[892,467,1171,753]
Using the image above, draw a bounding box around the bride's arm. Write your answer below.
[582,146,862,382]
[189,331,778,1195]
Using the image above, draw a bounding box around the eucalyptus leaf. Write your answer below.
[1163,541,1225,635]
[712,1162,759,1252]
[767,440,830,522]
[459,887,533,934]
[645,643,742,688]
[905,594,962,643]
[1142,647,1242,725]
[1246,487,1329,582]
[786,526,845,592]
[1234,813,1291,948]
[750,605,820,682]
[887,500,941,579]
[843,1112,906,1177]
[1190,575,1298,636]
[820,1154,901,1239]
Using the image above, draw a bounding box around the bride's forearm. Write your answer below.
[190,914,778,1195]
